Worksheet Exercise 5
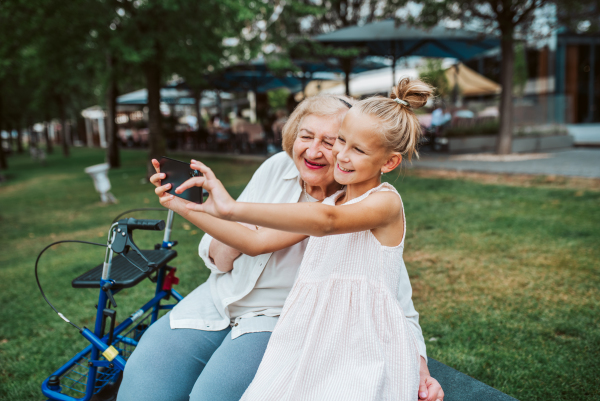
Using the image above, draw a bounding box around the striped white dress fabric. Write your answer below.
[240,183,420,401]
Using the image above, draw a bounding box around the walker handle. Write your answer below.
[126,218,165,231]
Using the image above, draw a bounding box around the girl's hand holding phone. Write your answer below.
[175,160,236,219]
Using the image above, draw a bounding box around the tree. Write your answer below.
[104,0,271,176]
[0,0,27,163]
[265,1,400,96]
[418,59,450,100]
[15,0,104,157]
[0,82,6,169]
[105,52,120,168]
[554,1,600,33]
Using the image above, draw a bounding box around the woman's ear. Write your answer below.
[381,153,402,173]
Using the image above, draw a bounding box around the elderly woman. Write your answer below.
[117,95,444,401]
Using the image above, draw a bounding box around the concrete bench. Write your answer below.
[428,358,518,401]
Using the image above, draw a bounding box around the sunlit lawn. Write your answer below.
[0,148,598,400]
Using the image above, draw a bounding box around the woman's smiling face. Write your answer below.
[292,114,343,189]
[332,109,391,186]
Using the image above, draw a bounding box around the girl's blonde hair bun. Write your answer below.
[353,77,434,161]
[390,77,432,110]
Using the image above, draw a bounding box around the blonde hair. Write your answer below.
[353,77,433,161]
[282,94,356,157]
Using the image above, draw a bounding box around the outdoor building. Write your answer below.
[466,31,600,124]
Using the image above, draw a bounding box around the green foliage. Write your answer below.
[555,0,600,33]
[267,88,290,110]
[0,0,273,131]
[445,120,500,137]
[513,42,528,96]
[418,59,450,99]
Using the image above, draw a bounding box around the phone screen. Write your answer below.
[158,157,203,204]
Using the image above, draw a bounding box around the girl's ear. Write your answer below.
[381,153,402,173]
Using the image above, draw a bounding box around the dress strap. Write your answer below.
[344,182,399,204]
[375,182,400,195]
[322,189,346,206]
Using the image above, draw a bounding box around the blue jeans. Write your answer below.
[117,313,271,401]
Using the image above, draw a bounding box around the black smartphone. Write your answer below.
[158,156,203,204]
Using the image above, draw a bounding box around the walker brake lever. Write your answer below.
[110,222,157,272]
[119,252,150,274]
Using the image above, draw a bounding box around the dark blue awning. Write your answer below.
[315,20,499,61]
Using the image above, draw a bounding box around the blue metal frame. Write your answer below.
[42,214,181,401]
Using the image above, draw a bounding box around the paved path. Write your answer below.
[412,149,600,178]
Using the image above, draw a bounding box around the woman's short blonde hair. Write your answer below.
[282,94,356,157]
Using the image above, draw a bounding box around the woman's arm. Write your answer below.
[178,161,402,237]
[150,161,306,258]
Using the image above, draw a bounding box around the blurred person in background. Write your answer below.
[271,109,287,146]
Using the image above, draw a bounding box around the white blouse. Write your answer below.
[228,191,316,320]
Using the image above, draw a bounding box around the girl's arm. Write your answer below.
[178,161,402,237]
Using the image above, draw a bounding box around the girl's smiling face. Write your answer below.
[332,109,400,186]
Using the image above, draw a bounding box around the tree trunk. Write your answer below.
[0,138,6,169]
[29,125,38,150]
[6,127,13,152]
[341,57,353,97]
[144,61,165,176]
[16,127,23,154]
[496,26,514,155]
[195,89,203,127]
[44,121,53,154]
[0,84,6,169]
[106,53,120,168]
[58,97,70,157]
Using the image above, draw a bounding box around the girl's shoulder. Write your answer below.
[362,190,403,214]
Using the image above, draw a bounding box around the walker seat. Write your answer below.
[72,249,177,289]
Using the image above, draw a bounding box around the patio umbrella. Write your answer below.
[116,87,230,107]
[213,58,388,95]
[315,19,500,89]
[310,63,501,98]
[214,71,303,93]
[205,60,303,93]
[313,67,420,98]
[445,63,501,97]
[293,56,388,96]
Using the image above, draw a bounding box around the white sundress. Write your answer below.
[240,182,421,401]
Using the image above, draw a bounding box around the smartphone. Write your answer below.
[158,156,203,203]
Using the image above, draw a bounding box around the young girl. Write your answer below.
[174,78,433,401]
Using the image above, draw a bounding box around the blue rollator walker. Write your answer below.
[37,209,183,401]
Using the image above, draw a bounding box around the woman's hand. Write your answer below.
[149,158,187,211]
[175,160,236,220]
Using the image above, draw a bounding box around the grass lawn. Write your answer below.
[1,148,599,400]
